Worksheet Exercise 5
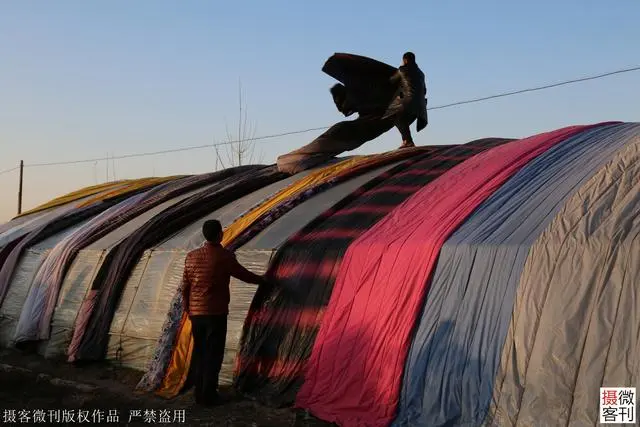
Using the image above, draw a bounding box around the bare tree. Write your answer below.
[215,80,263,169]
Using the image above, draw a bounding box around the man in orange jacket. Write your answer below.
[182,219,268,406]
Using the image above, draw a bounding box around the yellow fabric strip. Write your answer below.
[156,149,428,399]
[15,181,128,218]
[15,176,184,219]
[155,311,193,399]
[155,156,372,398]
[75,176,181,208]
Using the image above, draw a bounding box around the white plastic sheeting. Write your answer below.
[40,181,224,359]
[0,220,90,347]
[105,172,311,371]
[135,161,404,386]
[0,210,51,236]
[106,160,400,378]
[0,202,84,249]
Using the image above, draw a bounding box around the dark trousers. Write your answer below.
[190,314,227,404]
[394,110,417,143]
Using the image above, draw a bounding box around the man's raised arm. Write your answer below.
[228,252,267,285]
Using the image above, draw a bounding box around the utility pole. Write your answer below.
[238,80,242,166]
[17,160,24,215]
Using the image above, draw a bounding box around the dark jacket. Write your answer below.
[382,62,428,131]
[182,242,264,316]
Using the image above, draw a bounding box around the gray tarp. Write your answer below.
[487,131,640,426]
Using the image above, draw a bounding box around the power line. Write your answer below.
[0,166,19,177]
[25,126,329,168]
[21,64,640,169]
[429,65,640,110]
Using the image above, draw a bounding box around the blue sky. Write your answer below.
[1,0,639,222]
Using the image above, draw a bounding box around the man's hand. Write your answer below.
[259,275,274,289]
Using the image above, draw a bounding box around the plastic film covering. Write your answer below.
[33,181,223,359]
[133,170,318,392]
[155,155,376,397]
[0,210,51,236]
[67,165,284,363]
[0,178,169,303]
[44,249,106,359]
[13,192,147,345]
[221,164,408,385]
[107,250,162,370]
[14,172,229,345]
[295,123,613,427]
[0,199,93,251]
[0,249,52,347]
[156,149,430,398]
[0,221,89,347]
[155,169,318,252]
[0,192,114,251]
[487,131,640,426]
[153,153,410,396]
[0,203,121,307]
[219,251,273,386]
[393,123,639,426]
[234,138,510,406]
[127,250,271,382]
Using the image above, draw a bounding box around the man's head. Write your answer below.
[402,51,416,65]
[202,219,223,244]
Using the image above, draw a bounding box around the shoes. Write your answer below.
[399,140,416,149]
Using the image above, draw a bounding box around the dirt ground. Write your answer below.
[0,349,333,427]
